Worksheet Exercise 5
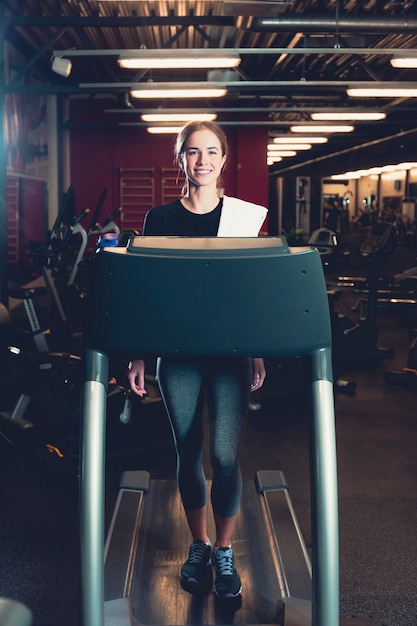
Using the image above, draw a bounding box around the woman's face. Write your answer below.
[181,128,227,188]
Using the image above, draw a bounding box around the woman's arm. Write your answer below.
[127,359,147,397]
[251,357,266,391]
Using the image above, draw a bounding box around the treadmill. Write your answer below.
[79,236,346,626]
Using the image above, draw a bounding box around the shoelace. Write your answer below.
[189,542,210,564]
[214,548,234,575]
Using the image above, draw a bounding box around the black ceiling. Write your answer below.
[2,0,417,178]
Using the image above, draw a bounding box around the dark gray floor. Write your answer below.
[1,259,417,626]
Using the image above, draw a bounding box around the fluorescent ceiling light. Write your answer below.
[390,56,417,68]
[272,136,328,144]
[267,157,282,165]
[267,143,311,151]
[119,52,240,70]
[267,150,297,157]
[347,88,417,97]
[141,113,217,122]
[331,173,360,180]
[311,112,386,121]
[290,125,354,133]
[147,126,184,134]
[396,162,417,170]
[130,87,227,99]
[330,161,417,180]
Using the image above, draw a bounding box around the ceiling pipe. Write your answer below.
[245,14,417,33]
[5,13,416,34]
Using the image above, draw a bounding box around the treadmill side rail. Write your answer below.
[104,487,146,601]
[257,470,312,602]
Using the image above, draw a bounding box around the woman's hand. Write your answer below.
[127,359,147,397]
[251,357,266,392]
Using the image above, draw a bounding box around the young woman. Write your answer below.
[127,120,267,599]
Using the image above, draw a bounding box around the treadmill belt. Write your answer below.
[129,480,284,625]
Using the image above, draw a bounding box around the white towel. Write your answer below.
[217,195,268,237]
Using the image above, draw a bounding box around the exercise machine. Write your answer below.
[0,282,165,468]
[328,222,397,360]
[308,227,338,264]
[26,185,87,331]
[384,331,417,391]
[30,187,137,336]
[81,236,384,625]
[80,236,343,626]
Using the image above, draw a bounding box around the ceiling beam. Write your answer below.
[6,79,417,95]
[104,107,394,114]
[2,15,235,28]
[78,80,417,90]
[52,47,417,57]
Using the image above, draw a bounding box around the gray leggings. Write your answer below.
[156,355,252,518]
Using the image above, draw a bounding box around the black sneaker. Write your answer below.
[180,540,213,594]
[212,546,242,598]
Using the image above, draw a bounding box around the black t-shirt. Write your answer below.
[143,198,222,236]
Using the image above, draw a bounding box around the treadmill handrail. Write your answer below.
[85,236,332,361]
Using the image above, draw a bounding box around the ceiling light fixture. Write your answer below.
[331,161,417,180]
[267,157,283,165]
[396,162,417,170]
[390,56,417,68]
[267,150,297,157]
[347,87,417,97]
[290,125,354,133]
[267,143,311,151]
[119,51,241,70]
[331,172,361,180]
[130,87,227,99]
[146,126,184,134]
[272,136,328,144]
[141,113,217,122]
[311,112,386,121]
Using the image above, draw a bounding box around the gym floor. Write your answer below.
[1,241,417,626]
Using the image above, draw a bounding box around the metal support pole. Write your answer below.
[310,348,339,626]
[0,33,8,307]
[80,349,109,626]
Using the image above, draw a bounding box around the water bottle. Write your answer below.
[96,232,119,251]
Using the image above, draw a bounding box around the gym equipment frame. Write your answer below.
[80,236,339,626]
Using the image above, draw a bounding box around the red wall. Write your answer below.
[19,178,47,268]
[69,100,269,227]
